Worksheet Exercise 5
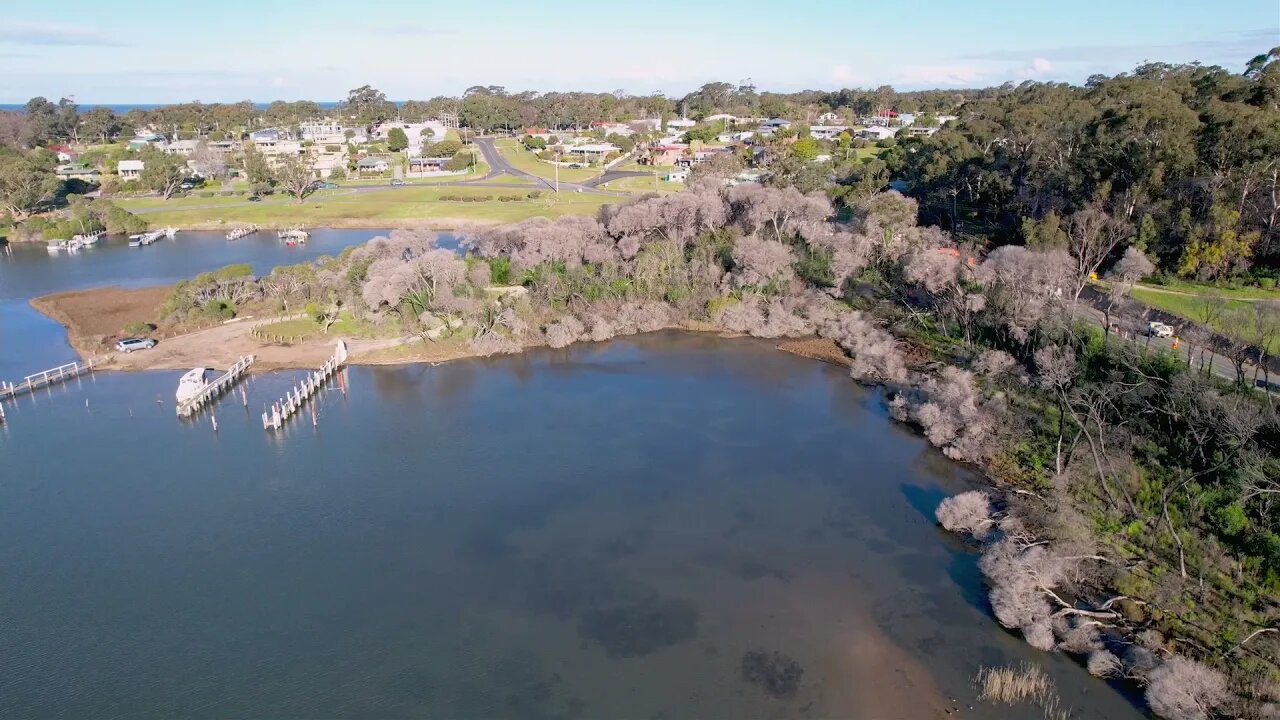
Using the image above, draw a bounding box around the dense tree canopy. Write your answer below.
[888,50,1280,275]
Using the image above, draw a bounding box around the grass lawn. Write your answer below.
[601,174,685,193]
[485,175,541,186]
[1138,279,1280,301]
[255,313,386,341]
[494,139,600,184]
[1130,287,1278,352]
[116,185,618,227]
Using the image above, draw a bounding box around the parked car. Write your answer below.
[390,179,406,186]
[180,182,196,190]
[319,182,338,189]
[247,195,262,202]
[115,337,156,352]
[568,163,585,169]
[1146,321,1174,338]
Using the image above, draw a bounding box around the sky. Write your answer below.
[0,0,1277,103]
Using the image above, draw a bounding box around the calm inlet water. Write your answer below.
[0,236,1145,718]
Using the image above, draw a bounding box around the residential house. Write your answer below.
[897,113,918,127]
[56,163,100,182]
[631,118,662,132]
[563,143,619,162]
[647,144,688,166]
[703,113,737,126]
[759,118,792,131]
[408,157,449,175]
[937,115,959,125]
[127,134,165,150]
[816,111,841,125]
[857,126,898,141]
[663,169,689,183]
[250,128,283,143]
[117,159,144,180]
[666,118,696,130]
[256,138,304,156]
[356,156,391,174]
[163,139,200,156]
[592,121,634,137]
[808,125,850,141]
[908,126,939,137]
[311,153,347,179]
[208,140,239,155]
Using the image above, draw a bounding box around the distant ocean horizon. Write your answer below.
[0,101,349,112]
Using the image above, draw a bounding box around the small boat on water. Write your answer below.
[128,236,143,247]
[162,227,178,238]
[47,240,67,253]
[175,368,209,404]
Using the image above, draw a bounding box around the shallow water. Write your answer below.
[0,235,1147,719]
[0,229,419,378]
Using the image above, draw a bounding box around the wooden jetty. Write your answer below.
[0,359,95,401]
[226,225,259,241]
[262,341,348,431]
[176,355,256,418]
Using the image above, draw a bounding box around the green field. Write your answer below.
[1137,279,1280,301]
[494,139,600,184]
[115,185,619,227]
[601,174,684,193]
[1130,286,1278,353]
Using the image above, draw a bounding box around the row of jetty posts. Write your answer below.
[262,340,349,432]
[0,359,97,426]
[0,340,348,431]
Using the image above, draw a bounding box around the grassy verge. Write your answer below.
[1138,279,1280,301]
[602,174,685,193]
[116,185,618,227]
[254,313,385,341]
[494,138,601,183]
[1130,287,1278,353]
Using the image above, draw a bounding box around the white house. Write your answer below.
[938,115,959,125]
[857,126,898,141]
[908,126,940,137]
[664,168,689,183]
[163,139,200,156]
[816,111,841,125]
[257,139,304,156]
[117,159,144,179]
[808,125,850,141]
[704,113,737,125]
[564,143,619,160]
[666,118,696,130]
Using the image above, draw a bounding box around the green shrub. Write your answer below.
[199,191,214,198]
[219,190,233,197]
[123,321,153,335]
[1260,277,1277,290]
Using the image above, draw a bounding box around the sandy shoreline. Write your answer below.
[32,285,845,375]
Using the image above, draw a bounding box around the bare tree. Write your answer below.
[936,491,995,538]
[1065,205,1130,321]
[1144,656,1230,720]
[1102,246,1155,340]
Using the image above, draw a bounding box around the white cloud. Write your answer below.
[830,64,858,84]
[1031,57,1053,73]
[272,76,286,88]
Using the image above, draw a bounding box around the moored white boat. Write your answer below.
[175,368,209,404]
